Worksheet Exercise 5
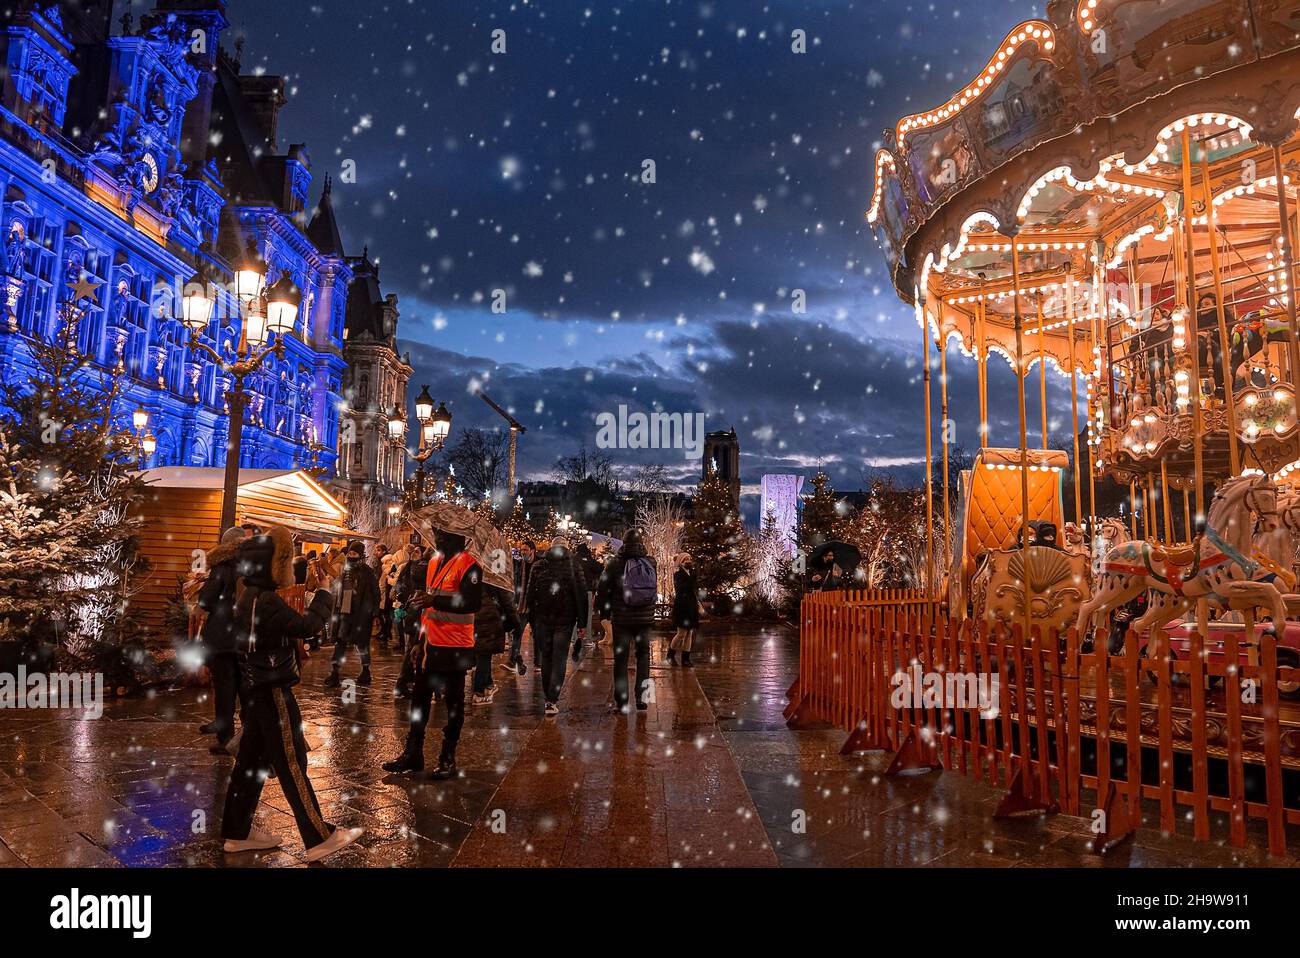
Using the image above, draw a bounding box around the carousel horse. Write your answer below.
[1075,474,1285,647]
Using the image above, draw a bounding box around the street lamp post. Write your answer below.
[402,385,452,508]
[132,405,156,469]
[180,246,302,534]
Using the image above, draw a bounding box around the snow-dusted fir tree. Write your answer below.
[751,508,792,607]
[635,494,684,601]
[0,293,147,649]
[683,472,747,598]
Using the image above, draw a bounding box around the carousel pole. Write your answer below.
[1088,243,1104,532]
[1181,131,1207,524]
[1161,459,1174,543]
[1147,473,1159,541]
[1037,293,1049,449]
[1129,481,1139,539]
[1067,276,1083,527]
[1012,240,1033,628]
[1201,148,1241,475]
[939,316,951,587]
[1271,142,1300,388]
[1183,488,1192,541]
[921,289,936,617]
[978,281,989,446]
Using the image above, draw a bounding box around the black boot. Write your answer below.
[358,667,372,686]
[666,650,677,665]
[681,651,693,668]
[382,751,423,774]
[198,721,219,734]
[324,666,341,689]
[382,731,424,773]
[428,746,458,780]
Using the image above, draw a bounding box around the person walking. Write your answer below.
[198,527,247,753]
[382,519,482,779]
[325,540,379,689]
[595,530,658,713]
[472,582,521,704]
[668,552,700,667]
[574,541,602,656]
[392,542,429,699]
[525,535,588,716]
[220,525,364,861]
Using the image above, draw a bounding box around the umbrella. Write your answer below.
[410,502,513,592]
[807,540,862,573]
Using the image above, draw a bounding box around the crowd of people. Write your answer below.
[190,512,704,860]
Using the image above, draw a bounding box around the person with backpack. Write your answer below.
[220,526,364,861]
[595,529,658,713]
[524,535,588,716]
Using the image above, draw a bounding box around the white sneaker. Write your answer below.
[222,828,282,853]
[544,702,559,716]
[304,826,365,863]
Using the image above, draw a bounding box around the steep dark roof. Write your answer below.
[343,248,386,342]
[209,54,276,205]
[307,176,345,256]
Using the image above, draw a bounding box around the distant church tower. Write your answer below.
[703,428,741,507]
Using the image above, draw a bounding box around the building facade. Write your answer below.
[0,1,346,474]
[703,427,741,507]
[332,244,413,506]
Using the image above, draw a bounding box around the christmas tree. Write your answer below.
[799,470,840,549]
[474,491,499,526]
[541,508,559,540]
[502,500,534,546]
[683,472,747,598]
[0,290,148,651]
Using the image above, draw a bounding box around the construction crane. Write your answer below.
[477,390,527,497]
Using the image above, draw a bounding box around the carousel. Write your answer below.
[807,0,1300,850]
[868,0,1300,656]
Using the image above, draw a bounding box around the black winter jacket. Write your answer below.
[234,586,333,686]
[595,540,657,628]
[198,556,240,655]
[331,559,379,629]
[525,546,588,626]
[474,585,521,655]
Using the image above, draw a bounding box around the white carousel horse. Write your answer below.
[1075,474,1285,645]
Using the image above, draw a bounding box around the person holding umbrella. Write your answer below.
[383,504,482,780]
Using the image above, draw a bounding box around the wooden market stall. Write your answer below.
[131,467,357,635]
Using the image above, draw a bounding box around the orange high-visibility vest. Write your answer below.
[421,551,478,648]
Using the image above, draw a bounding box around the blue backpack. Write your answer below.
[622,557,657,607]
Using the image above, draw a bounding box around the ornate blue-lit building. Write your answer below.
[0,0,348,474]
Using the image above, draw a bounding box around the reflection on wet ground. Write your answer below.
[1,621,1292,866]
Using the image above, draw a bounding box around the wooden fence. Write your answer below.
[786,589,1299,855]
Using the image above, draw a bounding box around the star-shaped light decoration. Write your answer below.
[68,274,104,304]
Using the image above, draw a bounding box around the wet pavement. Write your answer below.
[1,620,1295,867]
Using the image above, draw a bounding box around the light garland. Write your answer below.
[896,22,1056,147]
[866,151,897,225]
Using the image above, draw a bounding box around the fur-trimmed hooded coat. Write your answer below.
[197,537,242,655]
[234,526,332,687]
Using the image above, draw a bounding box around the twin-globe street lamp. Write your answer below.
[179,239,303,534]
[132,404,156,469]
[391,384,452,511]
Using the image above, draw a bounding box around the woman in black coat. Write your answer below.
[219,525,364,863]
[197,527,247,751]
[471,584,521,704]
[668,553,700,667]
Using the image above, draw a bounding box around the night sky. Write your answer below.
[205,0,1058,520]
